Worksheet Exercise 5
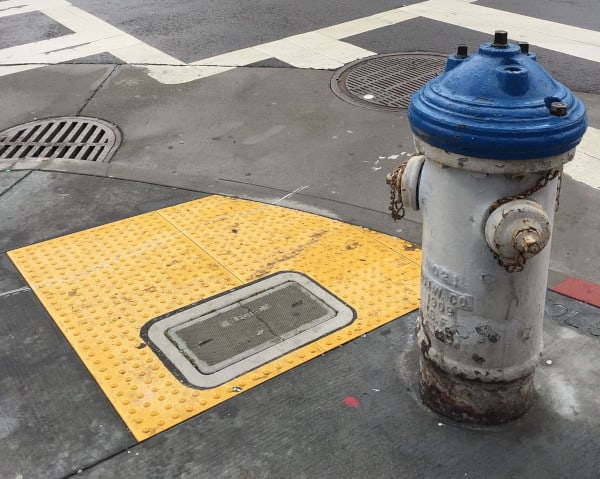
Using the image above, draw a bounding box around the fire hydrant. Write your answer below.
[387,31,587,423]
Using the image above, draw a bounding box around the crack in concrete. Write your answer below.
[76,64,118,116]
[0,170,31,200]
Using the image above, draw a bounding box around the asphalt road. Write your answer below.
[0,0,597,92]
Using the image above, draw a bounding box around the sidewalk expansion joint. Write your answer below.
[0,169,31,200]
[77,64,119,116]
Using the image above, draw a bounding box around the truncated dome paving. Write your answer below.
[8,196,422,440]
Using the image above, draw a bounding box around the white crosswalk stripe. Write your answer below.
[403,0,600,63]
[0,0,64,18]
[0,0,206,83]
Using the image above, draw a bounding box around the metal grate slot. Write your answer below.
[20,145,34,158]
[0,116,122,162]
[331,53,447,111]
[22,125,40,143]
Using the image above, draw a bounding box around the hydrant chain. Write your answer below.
[488,169,561,215]
[492,250,527,273]
[487,169,561,273]
[387,160,408,220]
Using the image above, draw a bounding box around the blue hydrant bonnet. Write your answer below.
[408,31,587,160]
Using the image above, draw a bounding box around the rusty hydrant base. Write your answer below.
[419,356,535,424]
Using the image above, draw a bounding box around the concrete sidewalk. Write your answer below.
[1,59,600,478]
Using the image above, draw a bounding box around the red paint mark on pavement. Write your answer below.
[552,277,600,309]
[343,396,360,408]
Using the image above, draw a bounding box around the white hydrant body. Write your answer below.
[389,32,587,423]
[415,144,565,421]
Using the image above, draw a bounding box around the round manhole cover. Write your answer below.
[0,116,122,162]
[331,53,448,111]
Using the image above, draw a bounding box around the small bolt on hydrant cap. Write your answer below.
[550,101,568,116]
[456,44,468,58]
[518,42,530,54]
[492,30,509,48]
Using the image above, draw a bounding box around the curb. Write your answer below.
[551,276,600,309]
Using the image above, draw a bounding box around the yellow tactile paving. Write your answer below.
[8,196,421,441]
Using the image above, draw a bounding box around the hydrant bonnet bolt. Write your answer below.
[550,101,568,116]
[492,30,508,48]
[456,44,468,58]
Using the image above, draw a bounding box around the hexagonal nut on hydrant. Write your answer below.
[485,199,550,261]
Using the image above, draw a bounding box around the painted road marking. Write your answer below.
[405,0,600,63]
[8,195,421,440]
[191,0,600,70]
[0,0,65,18]
[0,0,207,83]
[552,277,600,309]
[249,32,374,70]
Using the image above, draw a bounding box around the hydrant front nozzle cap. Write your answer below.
[407,30,588,160]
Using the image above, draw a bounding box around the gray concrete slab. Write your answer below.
[0,171,204,252]
[75,61,600,282]
[0,258,134,479]
[0,170,29,196]
[81,65,411,216]
[1,3,599,478]
[551,176,600,284]
[6,157,423,245]
[0,253,28,293]
[0,65,116,132]
[77,291,600,479]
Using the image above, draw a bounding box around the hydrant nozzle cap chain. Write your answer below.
[408,31,587,160]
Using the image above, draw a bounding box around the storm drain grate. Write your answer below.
[331,53,447,111]
[0,116,122,162]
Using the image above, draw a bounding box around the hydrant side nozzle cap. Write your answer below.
[408,31,587,161]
